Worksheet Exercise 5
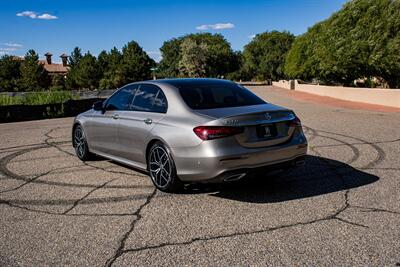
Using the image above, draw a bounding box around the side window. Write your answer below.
[105,85,136,111]
[153,88,168,113]
[129,84,168,113]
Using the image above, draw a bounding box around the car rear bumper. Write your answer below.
[172,128,307,182]
[205,155,306,183]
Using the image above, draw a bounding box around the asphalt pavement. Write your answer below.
[0,86,399,266]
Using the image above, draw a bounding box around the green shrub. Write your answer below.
[284,0,400,88]
[0,91,79,106]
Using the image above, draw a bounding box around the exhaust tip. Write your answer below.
[223,173,247,182]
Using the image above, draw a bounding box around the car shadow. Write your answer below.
[182,155,379,203]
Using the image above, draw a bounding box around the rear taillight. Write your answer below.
[193,126,244,141]
[290,116,302,127]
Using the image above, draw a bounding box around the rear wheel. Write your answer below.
[73,125,95,161]
[148,141,183,193]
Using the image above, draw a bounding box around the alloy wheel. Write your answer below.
[149,146,172,188]
[73,126,86,159]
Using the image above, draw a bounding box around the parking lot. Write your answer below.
[1,86,399,266]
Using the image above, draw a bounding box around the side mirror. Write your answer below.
[93,100,104,111]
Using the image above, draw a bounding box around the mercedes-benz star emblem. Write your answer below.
[265,113,272,120]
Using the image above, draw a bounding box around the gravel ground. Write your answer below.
[0,86,399,266]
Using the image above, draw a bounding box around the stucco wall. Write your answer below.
[273,80,400,108]
[272,80,294,90]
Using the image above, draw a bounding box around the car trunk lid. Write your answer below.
[195,104,296,148]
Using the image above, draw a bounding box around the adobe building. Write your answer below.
[39,52,70,78]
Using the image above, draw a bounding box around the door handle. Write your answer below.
[144,118,152,125]
[112,114,119,120]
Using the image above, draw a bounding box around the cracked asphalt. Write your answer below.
[0,86,399,266]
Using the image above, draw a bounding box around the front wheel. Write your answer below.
[73,124,95,161]
[148,141,183,193]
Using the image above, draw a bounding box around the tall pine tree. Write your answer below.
[20,50,48,91]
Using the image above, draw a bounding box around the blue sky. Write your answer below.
[1,0,347,62]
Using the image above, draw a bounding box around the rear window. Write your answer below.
[178,83,265,110]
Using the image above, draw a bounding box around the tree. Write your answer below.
[284,23,325,81]
[67,48,101,90]
[187,33,239,77]
[19,50,48,91]
[49,75,66,91]
[242,31,294,81]
[98,47,124,89]
[178,38,209,77]
[66,41,153,90]
[73,52,101,89]
[66,47,83,89]
[225,51,248,81]
[121,41,154,83]
[97,50,109,75]
[0,55,22,92]
[157,33,239,78]
[69,47,83,67]
[365,0,400,88]
[157,38,182,78]
[284,0,400,88]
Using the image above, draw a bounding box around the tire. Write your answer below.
[147,141,183,193]
[73,124,95,161]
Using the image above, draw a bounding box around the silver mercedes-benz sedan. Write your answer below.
[72,78,307,192]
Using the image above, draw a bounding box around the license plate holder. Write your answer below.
[256,124,277,138]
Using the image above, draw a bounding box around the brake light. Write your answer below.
[193,126,244,140]
[290,116,302,127]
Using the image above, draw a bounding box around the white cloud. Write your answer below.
[146,51,161,55]
[16,11,58,20]
[37,13,58,20]
[196,23,235,31]
[146,50,162,62]
[0,47,17,52]
[2,42,23,48]
[249,34,256,39]
[0,47,17,55]
[0,42,22,55]
[196,25,209,30]
[17,11,37,18]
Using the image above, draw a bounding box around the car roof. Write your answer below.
[141,78,236,88]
